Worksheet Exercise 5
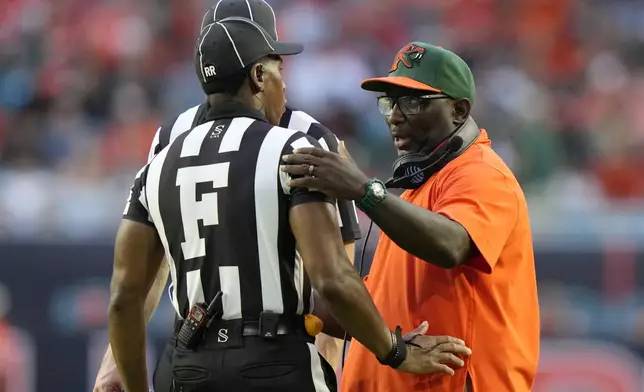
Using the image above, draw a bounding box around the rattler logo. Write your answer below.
[390,44,426,73]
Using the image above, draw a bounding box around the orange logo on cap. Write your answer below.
[389,44,426,73]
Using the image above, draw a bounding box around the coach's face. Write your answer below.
[252,56,286,126]
[384,87,466,157]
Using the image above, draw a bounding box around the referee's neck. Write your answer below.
[208,92,263,115]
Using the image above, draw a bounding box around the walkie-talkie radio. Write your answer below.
[177,291,223,350]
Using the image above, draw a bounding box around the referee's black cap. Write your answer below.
[196,17,303,88]
[200,0,279,41]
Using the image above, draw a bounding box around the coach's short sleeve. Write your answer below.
[279,133,335,207]
[433,161,519,273]
[122,165,155,227]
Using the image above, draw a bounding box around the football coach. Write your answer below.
[281,42,540,392]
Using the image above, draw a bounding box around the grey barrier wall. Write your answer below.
[1,242,644,392]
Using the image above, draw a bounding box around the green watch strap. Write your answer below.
[356,178,387,213]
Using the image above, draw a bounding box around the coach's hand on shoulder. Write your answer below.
[399,335,472,375]
[281,141,370,200]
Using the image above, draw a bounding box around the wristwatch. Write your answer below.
[356,178,387,213]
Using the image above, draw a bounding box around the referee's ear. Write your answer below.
[249,62,265,94]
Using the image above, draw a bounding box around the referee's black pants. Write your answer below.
[153,318,337,392]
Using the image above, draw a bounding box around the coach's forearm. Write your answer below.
[108,296,148,392]
[365,194,471,268]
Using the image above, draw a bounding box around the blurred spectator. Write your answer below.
[0,283,29,392]
[4,1,644,390]
[0,0,644,241]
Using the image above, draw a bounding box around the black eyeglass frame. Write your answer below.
[377,94,451,116]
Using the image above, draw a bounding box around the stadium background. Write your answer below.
[2,0,644,390]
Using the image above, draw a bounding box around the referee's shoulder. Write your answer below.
[280,106,339,152]
[258,124,321,155]
[158,103,206,145]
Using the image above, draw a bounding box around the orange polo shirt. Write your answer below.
[341,130,539,392]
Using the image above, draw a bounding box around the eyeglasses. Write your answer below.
[377,94,450,116]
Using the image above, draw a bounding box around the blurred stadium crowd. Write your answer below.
[2,0,644,240]
[4,1,644,389]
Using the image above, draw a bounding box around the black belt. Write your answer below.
[240,318,301,336]
[174,314,306,338]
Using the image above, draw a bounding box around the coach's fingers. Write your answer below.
[280,164,313,176]
[432,363,455,376]
[403,321,429,342]
[434,342,472,356]
[435,352,465,368]
[282,153,321,166]
[430,335,466,346]
[293,147,329,157]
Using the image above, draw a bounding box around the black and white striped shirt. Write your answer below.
[146,102,360,241]
[124,103,335,320]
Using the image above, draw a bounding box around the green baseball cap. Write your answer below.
[361,42,476,103]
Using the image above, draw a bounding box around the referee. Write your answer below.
[94,1,360,391]
[108,17,471,392]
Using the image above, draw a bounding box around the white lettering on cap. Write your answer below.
[203,65,217,78]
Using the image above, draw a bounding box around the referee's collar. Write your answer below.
[205,100,267,122]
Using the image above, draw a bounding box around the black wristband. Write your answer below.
[377,326,407,369]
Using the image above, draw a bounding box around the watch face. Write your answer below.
[372,182,385,198]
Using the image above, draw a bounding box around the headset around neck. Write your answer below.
[385,117,481,189]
